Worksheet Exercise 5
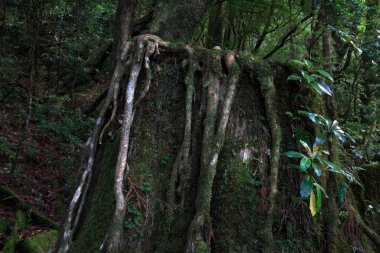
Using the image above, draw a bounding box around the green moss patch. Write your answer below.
[16,230,57,253]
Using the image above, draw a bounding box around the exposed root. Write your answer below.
[134,56,153,108]
[166,52,196,221]
[185,57,240,253]
[99,68,123,144]
[100,35,162,253]
[351,205,380,247]
[257,68,281,253]
[49,66,119,252]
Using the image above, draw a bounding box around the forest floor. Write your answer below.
[0,79,104,248]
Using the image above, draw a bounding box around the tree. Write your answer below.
[42,0,380,253]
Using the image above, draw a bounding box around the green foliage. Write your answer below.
[123,206,144,242]
[33,95,93,148]
[0,136,15,160]
[284,110,361,216]
[337,182,349,205]
[298,111,352,143]
[0,218,10,233]
[287,59,334,96]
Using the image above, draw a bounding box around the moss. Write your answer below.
[212,141,261,252]
[2,239,17,253]
[361,234,377,253]
[0,218,9,233]
[71,136,121,253]
[14,210,28,231]
[195,241,210,253]
[1,210,28,253]
[236,52,271,76]
[16,230,57,253]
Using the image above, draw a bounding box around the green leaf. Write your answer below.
[332,125,351,142]
[309,81,323,94]
[316,70,333,82]
[315,135,326,145]
[290,60,304,66]
[304,73,315,83]
[312,162,322,177]
[310,191,317,216]
[287,75,301,81]
[316,81,332,96]
[313,182,328,198]
[316,186,322,212]
[283,151,306,158]
[300,157,312,171]
[299,140,312,156]
[322,160,363,188]
[286,163,301,169]
[300,176,313,199]
[303,59,314,69]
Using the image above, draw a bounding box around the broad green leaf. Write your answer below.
[312,162,322,177]
[316,70,333,82]
[333,128,347,142]
[310,191,317,216]
[314,182,328,198]
[323,160,363,188]
[304,73,315,83]
[316,81,332,96]
[315,135,326,145]
[303,59,314,69]
[299,140,312,156]
[287,75,301,81]
[332,125,351,142]
[316,187,322,212]
[300,176,313,199]
[290,60,304,66]
[331,120,339,129]
[311,74,324,80]
[300,157,312,171]
[283,151,306,158]
[309,81,323,95]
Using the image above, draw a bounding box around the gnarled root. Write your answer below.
[257,69,281,253]
[48,50,129,252]
[166,54,196,222]
[100,35,162,253]
[185,58,240,253]
[350,205,380,247]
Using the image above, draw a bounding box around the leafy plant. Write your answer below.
[0,136,15,160]
[123,206,144,241]
[284,112,361,216]
[287,59,334,96]
[298,111,352,143]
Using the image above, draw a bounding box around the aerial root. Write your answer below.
[185,57,239,253]
[257,69,281,253]
[166,51,196,222]
[101,35,163,253]
[49,61,119,253]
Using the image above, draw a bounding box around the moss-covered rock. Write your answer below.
[1,210,28,253]
[16,230,57,253]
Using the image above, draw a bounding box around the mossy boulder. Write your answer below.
[16,230,57,253]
